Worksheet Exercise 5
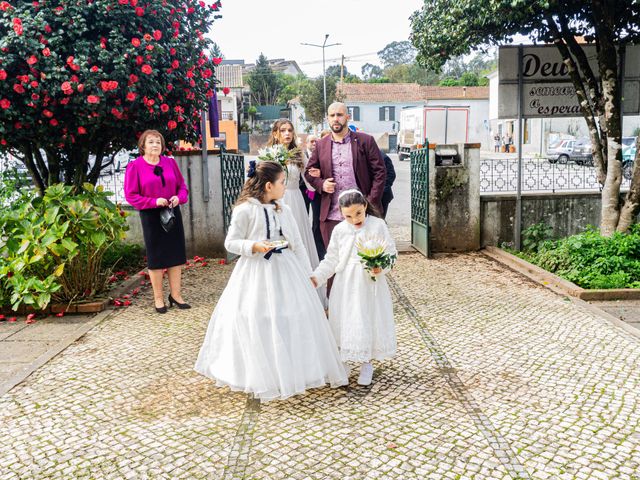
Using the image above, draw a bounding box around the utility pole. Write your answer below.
[340,54,345,83]
[301,34,341,128]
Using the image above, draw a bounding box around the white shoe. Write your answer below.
[357,362,373,386]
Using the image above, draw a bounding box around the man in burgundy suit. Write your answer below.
[305,102,387,247]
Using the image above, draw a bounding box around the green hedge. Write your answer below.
[511,224,640,289]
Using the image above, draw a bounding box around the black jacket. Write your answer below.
[382,150,396,201]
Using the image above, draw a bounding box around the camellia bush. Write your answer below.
[0,0,222,194]
[0,182,130,311]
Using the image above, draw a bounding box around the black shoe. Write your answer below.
[155,305,168,314]
[168,294,191,309]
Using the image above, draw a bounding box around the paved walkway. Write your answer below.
[2,253,640,479]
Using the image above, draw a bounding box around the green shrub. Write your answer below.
[513,225,640,289]
[102,242,145,274]
[0,183,129,310]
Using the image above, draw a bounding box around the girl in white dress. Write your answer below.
[311,190,397,386]
[194,161,348,401]
[268,119,326,305]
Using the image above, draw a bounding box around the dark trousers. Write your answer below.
[310,193,326,260]
[381,191,393,219]
[299,183,311,213]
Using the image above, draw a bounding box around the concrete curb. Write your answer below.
[482,246,640,341]
[0,308,117,397]
[483,246,640,300]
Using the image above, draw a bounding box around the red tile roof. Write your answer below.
[338,83,489,102]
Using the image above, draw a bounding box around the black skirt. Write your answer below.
[139,206,187,269]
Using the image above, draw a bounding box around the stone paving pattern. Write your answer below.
[2,253,640,479]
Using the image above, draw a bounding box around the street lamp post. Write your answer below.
[301,34,341,128]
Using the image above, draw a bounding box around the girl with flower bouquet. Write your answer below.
[310,189,397,386]
[195,161,348,401]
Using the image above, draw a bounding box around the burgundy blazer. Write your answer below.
[304,131,386,221]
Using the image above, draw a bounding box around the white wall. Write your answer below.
[347,102,422,135]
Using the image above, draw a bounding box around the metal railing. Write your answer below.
[479,157,628,194]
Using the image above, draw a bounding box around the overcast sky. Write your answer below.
[210,0,424,77]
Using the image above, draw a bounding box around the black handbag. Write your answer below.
[159,206,175,232]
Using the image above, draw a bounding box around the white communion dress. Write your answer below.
[312,215,397,363]
[194,198,348,401]
[282,163,326,305]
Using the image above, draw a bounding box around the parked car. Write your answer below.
[622,143,637,180]
[547,138,593,165]
[622,136,637,148]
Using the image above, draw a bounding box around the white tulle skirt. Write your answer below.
[194,249,348,401]
[282,187,327,306]
[329,261,397,363]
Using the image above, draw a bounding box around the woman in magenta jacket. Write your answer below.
[124,129,191,313]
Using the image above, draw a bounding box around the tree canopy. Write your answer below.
[0,0,222,193]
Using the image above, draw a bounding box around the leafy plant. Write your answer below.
[522,222,554,253]
[0,182,129,310]
[511,225,640,289]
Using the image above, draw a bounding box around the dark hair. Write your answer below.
[338,190,380,218]
[235,161,284,209]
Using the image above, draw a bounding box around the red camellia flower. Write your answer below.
[27,55,38,65]
[13,17,23,35]
[111,107,123,119]
[171,60,179,69]
[136,55,144,65]
[87,95,100,104]
[141,64,152,75]
[128,73,139,84]
[43,109,53,117]
[160,103,169,112]
[222,87,230,95]
[50,118,58,126]
[44,24,52,33]
[167,120,177,130]
[0,99,10,109]
[146,45,154,51]
[135,6,144,15]
[13,84,25,94]
[126,91,137,101]
[0,2,11,11]
[66,55,74,64]
[167,84,173,91]
[170,48,176,56]
[130,0,137,5]
[60,97,70,104]
[118,0,128,4]
[0,70,6,80]
[143,33,152,41]
[90,65,99,72]
[77,83,84,92]
[212,57,222,66]
[186,70,194,78]
[153,30,162,40]
[78,126,87,134]
[131,37,141,47]
[42,47,50,57]
[61,81,73,94]
[30,80,38,88]
[100,37,107,49]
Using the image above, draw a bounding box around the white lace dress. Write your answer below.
[311,215,397,362]
[194,199,348,401]
[282,163,326,305]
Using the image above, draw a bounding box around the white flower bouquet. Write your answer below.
[355,235,397,282]
[257,144,300,169]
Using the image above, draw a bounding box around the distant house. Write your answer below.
[243,59,303,77]
[338,83,491,150]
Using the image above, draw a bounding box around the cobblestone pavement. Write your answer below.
[2,253,640,479]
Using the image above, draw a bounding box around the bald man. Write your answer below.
[304,102,386,247]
